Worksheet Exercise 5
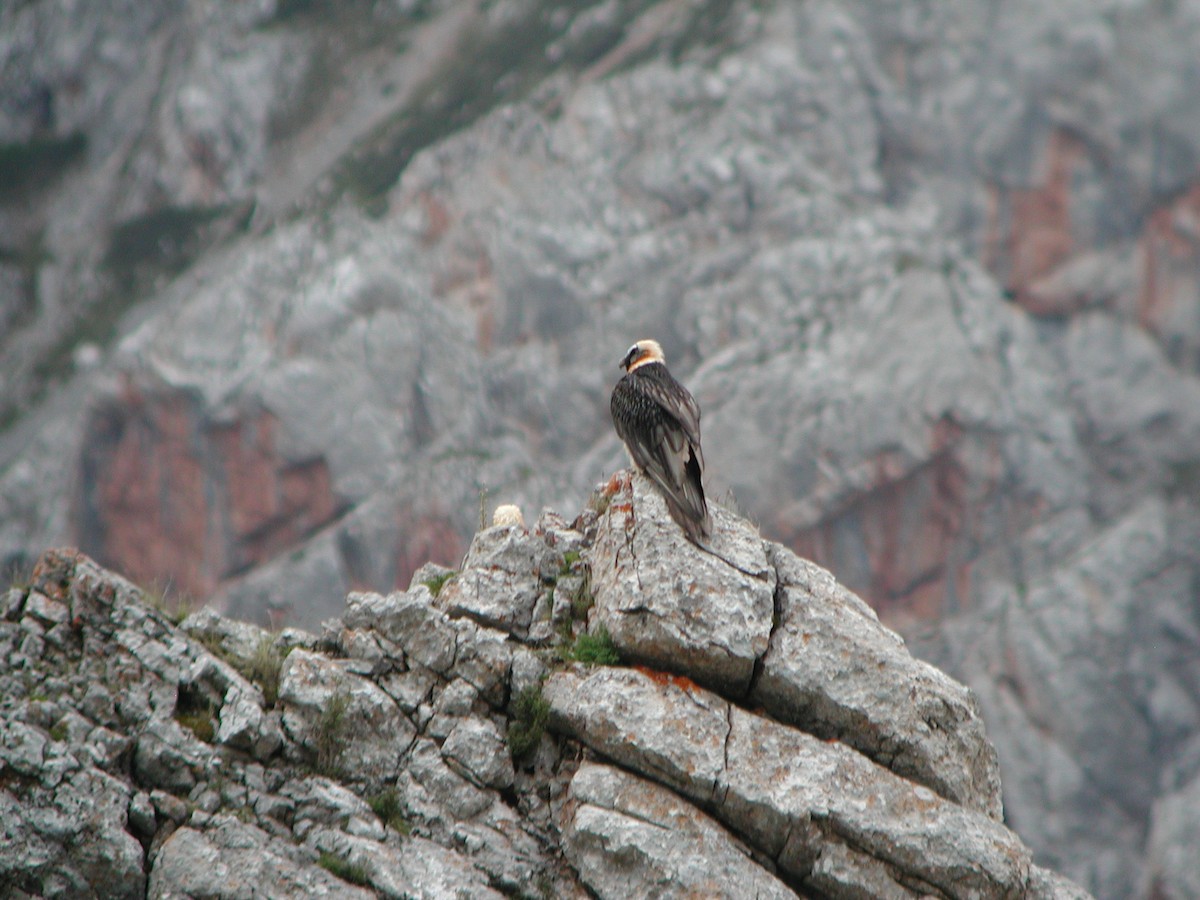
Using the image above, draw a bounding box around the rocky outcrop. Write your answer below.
[0,479,1089,898]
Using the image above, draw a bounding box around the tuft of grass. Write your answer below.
[240,637,289,708]
[317,851,371,887]
[314,689,351,776]
[565,626,620,666]
[571,589,594,621]
[143,581,197,626]
[506,684,550,762]
[175,685,217,743]
[176,708,216,743]
[422,570,456,599]
[368,788,411,835]
[48,721,69,743]
[588,489,614,517]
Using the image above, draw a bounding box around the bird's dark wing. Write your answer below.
[611,368,711,542]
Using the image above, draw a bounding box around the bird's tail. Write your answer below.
[662,482,712,546]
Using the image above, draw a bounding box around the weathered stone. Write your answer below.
[436,522,552,635]
[446,619,512,707]
[1,721,48,777]
[84,724,132,772]
[442,717,514,790]
[277,649,415,784]
[181,607,274,667]
[133,721,210,794]
[0,767,144,899]
[344,590,457,675]
[377,667,437,713]
[128,791,157,839]
[24,590,69,626]
[545,667,728,797]
[403,737,494,822]
[214,684,265,751]
[309,828,505,900]
[283,777,383,841]
[563,762,799,900]
[149,818,372,899]
[591,474,775,696]
[547,666,1035,899]
[753,543,1003,818]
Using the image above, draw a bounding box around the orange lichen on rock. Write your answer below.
[633,665,701,695]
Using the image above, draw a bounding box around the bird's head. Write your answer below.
[619,339,665,372]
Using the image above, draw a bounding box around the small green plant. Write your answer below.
[175,686,217,743]
[48,721,69,743]
[567,626,620,666]
[368,788,411,835]
[506,684,550,762]
[144,580,195,625]
[317,851,371,887]
[241,637,288,708]
[176,708,216,743]
[588,488,614,517]
[421,570,457,598]
[314,689,351,776]
[559,550,580,572]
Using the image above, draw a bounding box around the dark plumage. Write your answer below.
[610,339,712,544]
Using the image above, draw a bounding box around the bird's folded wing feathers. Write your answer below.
[635,377,703,453]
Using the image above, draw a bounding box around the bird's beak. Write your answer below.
[619,347,638,370]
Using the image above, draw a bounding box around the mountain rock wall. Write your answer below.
[2,2,1200,897]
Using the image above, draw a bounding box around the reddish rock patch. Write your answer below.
[786,422,1012,626]
[1137,182,1200,335]
[76,386,342,601]
[391,508,465,592]
[985,127,1085,314]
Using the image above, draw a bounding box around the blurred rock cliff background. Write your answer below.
[3,1,1200,896]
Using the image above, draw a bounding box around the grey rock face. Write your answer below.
[150,818,373,900]
[753,542,1002,818]
[591,472,775,696]
[277,648,416,786]
[563,762,800,900]
[436,521,556,637]
[547,666,1030,899]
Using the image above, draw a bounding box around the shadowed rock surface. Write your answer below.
[0,479,1088,898]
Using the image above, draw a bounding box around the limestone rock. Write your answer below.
[563,762,799,900]
[547,666,1034,899]
[149,818,372,899]
[753,543,1003,818]
[277,648,416,784]
[0,767,144,899]
[441,717,514,791]
[591,473,775,696]
[308,829,505,900]
[436,521,555,636]
[4,524,1088,900]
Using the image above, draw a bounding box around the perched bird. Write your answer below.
[610,339,712,544]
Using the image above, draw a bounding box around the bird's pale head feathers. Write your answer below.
[619,339,665,372]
